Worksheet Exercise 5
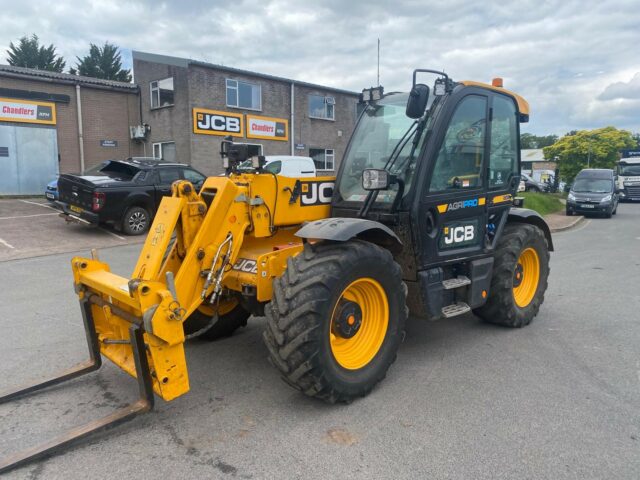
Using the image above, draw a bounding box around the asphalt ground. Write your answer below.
[0,204,639,479]
[0,198,143,262]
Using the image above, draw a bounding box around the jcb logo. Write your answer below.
[443,225,475,245]
[232,258,258,274]
[300,181,334,206]
[439,221,478,249]
[193,108,244,136]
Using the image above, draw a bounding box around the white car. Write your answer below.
[262,156,316,177]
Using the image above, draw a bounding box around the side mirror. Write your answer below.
[362,168,393,191]
[406,83,430,119]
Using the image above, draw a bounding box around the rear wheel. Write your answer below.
[183,299,249,340]
[264,240,407,403]
[475,223,550,328]
[122,206,150,235]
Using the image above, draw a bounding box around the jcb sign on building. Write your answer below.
[193,108,243,136]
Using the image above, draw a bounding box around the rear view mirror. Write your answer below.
[406,83,430,119]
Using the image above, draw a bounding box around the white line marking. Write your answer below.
[0,238,15,249]
[0,213,59,220]
[99,227,126,241]
[19,199,58,211]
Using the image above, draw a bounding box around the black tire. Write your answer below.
[604,207,613,218]
[565,208,573,216]
[528,186,540,193]
[612,204,617,215]
[264,240,407,403]
[184,303,249,340]
[475,223,550,328]
[122,206,151,235]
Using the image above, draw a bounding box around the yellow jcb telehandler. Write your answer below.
[0,70,552,472]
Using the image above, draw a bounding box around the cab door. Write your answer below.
[485,93,521,247]
[416,92,490,268]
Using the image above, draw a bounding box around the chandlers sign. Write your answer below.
[0,97,56,125]
[192,108,288,141]
[193,108,244,136]
[246,114,288,141]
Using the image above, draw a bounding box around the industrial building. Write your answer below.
[132,51,360,176]
[0,64,142,194]
[0,53,360,195]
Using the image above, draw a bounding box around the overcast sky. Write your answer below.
[1,0,639,135]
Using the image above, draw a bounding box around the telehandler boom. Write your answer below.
[1,70,552,472]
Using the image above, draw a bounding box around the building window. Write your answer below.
[226,79,261,110]
[309,95,335,120]
[153,141,177,162]
[150,78,174,108]
[310,148,335,170]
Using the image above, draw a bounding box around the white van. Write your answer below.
[262,156,316,177]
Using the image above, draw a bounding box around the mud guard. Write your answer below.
[508,207,554,251]
[295,217,403,253]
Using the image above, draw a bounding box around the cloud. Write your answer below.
[598,72,640,100]
[0,0,639,135]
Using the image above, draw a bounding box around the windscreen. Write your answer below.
[337,93,429,205]
[572,178,612,193]
[619,163,640,176]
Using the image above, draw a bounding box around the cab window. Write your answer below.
[429,95,487,192]
[489,95,518,188]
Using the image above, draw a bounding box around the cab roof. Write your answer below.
[460,80,530,120]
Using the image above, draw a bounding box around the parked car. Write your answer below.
[262,156,316,177]
[520,172,549,192]
[56,158,206,235]
[45,179,58,202]
[566,169,618,218]
[239,155,317,177]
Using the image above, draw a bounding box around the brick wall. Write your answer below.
[80,88,143,170]
[293,84,358,175]
[133,59,192,164]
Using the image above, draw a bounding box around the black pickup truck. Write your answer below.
[57,158,206,235]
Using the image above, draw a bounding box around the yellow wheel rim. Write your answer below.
[198,297,239,317]
[330,278,389,370]
[513,247,540,308]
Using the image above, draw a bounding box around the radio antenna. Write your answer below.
[377,38,380,86]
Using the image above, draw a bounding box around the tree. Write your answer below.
[543,127,636,182]
[70,42,131,82]
[6,34,66,72]
[520,133,558,149]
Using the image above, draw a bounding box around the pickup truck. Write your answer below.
[56,158,206,235]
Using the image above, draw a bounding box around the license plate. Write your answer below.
[70,205,83,213]
[581,204,595,209]
[45,193,54,199]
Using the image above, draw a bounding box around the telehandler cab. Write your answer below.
[0,70,552,472]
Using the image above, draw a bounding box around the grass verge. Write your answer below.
[518,192,565,216]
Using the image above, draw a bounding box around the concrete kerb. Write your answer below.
[548,215,585,233]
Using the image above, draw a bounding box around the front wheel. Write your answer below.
[264,240,407,403]
[475,223,550,327]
